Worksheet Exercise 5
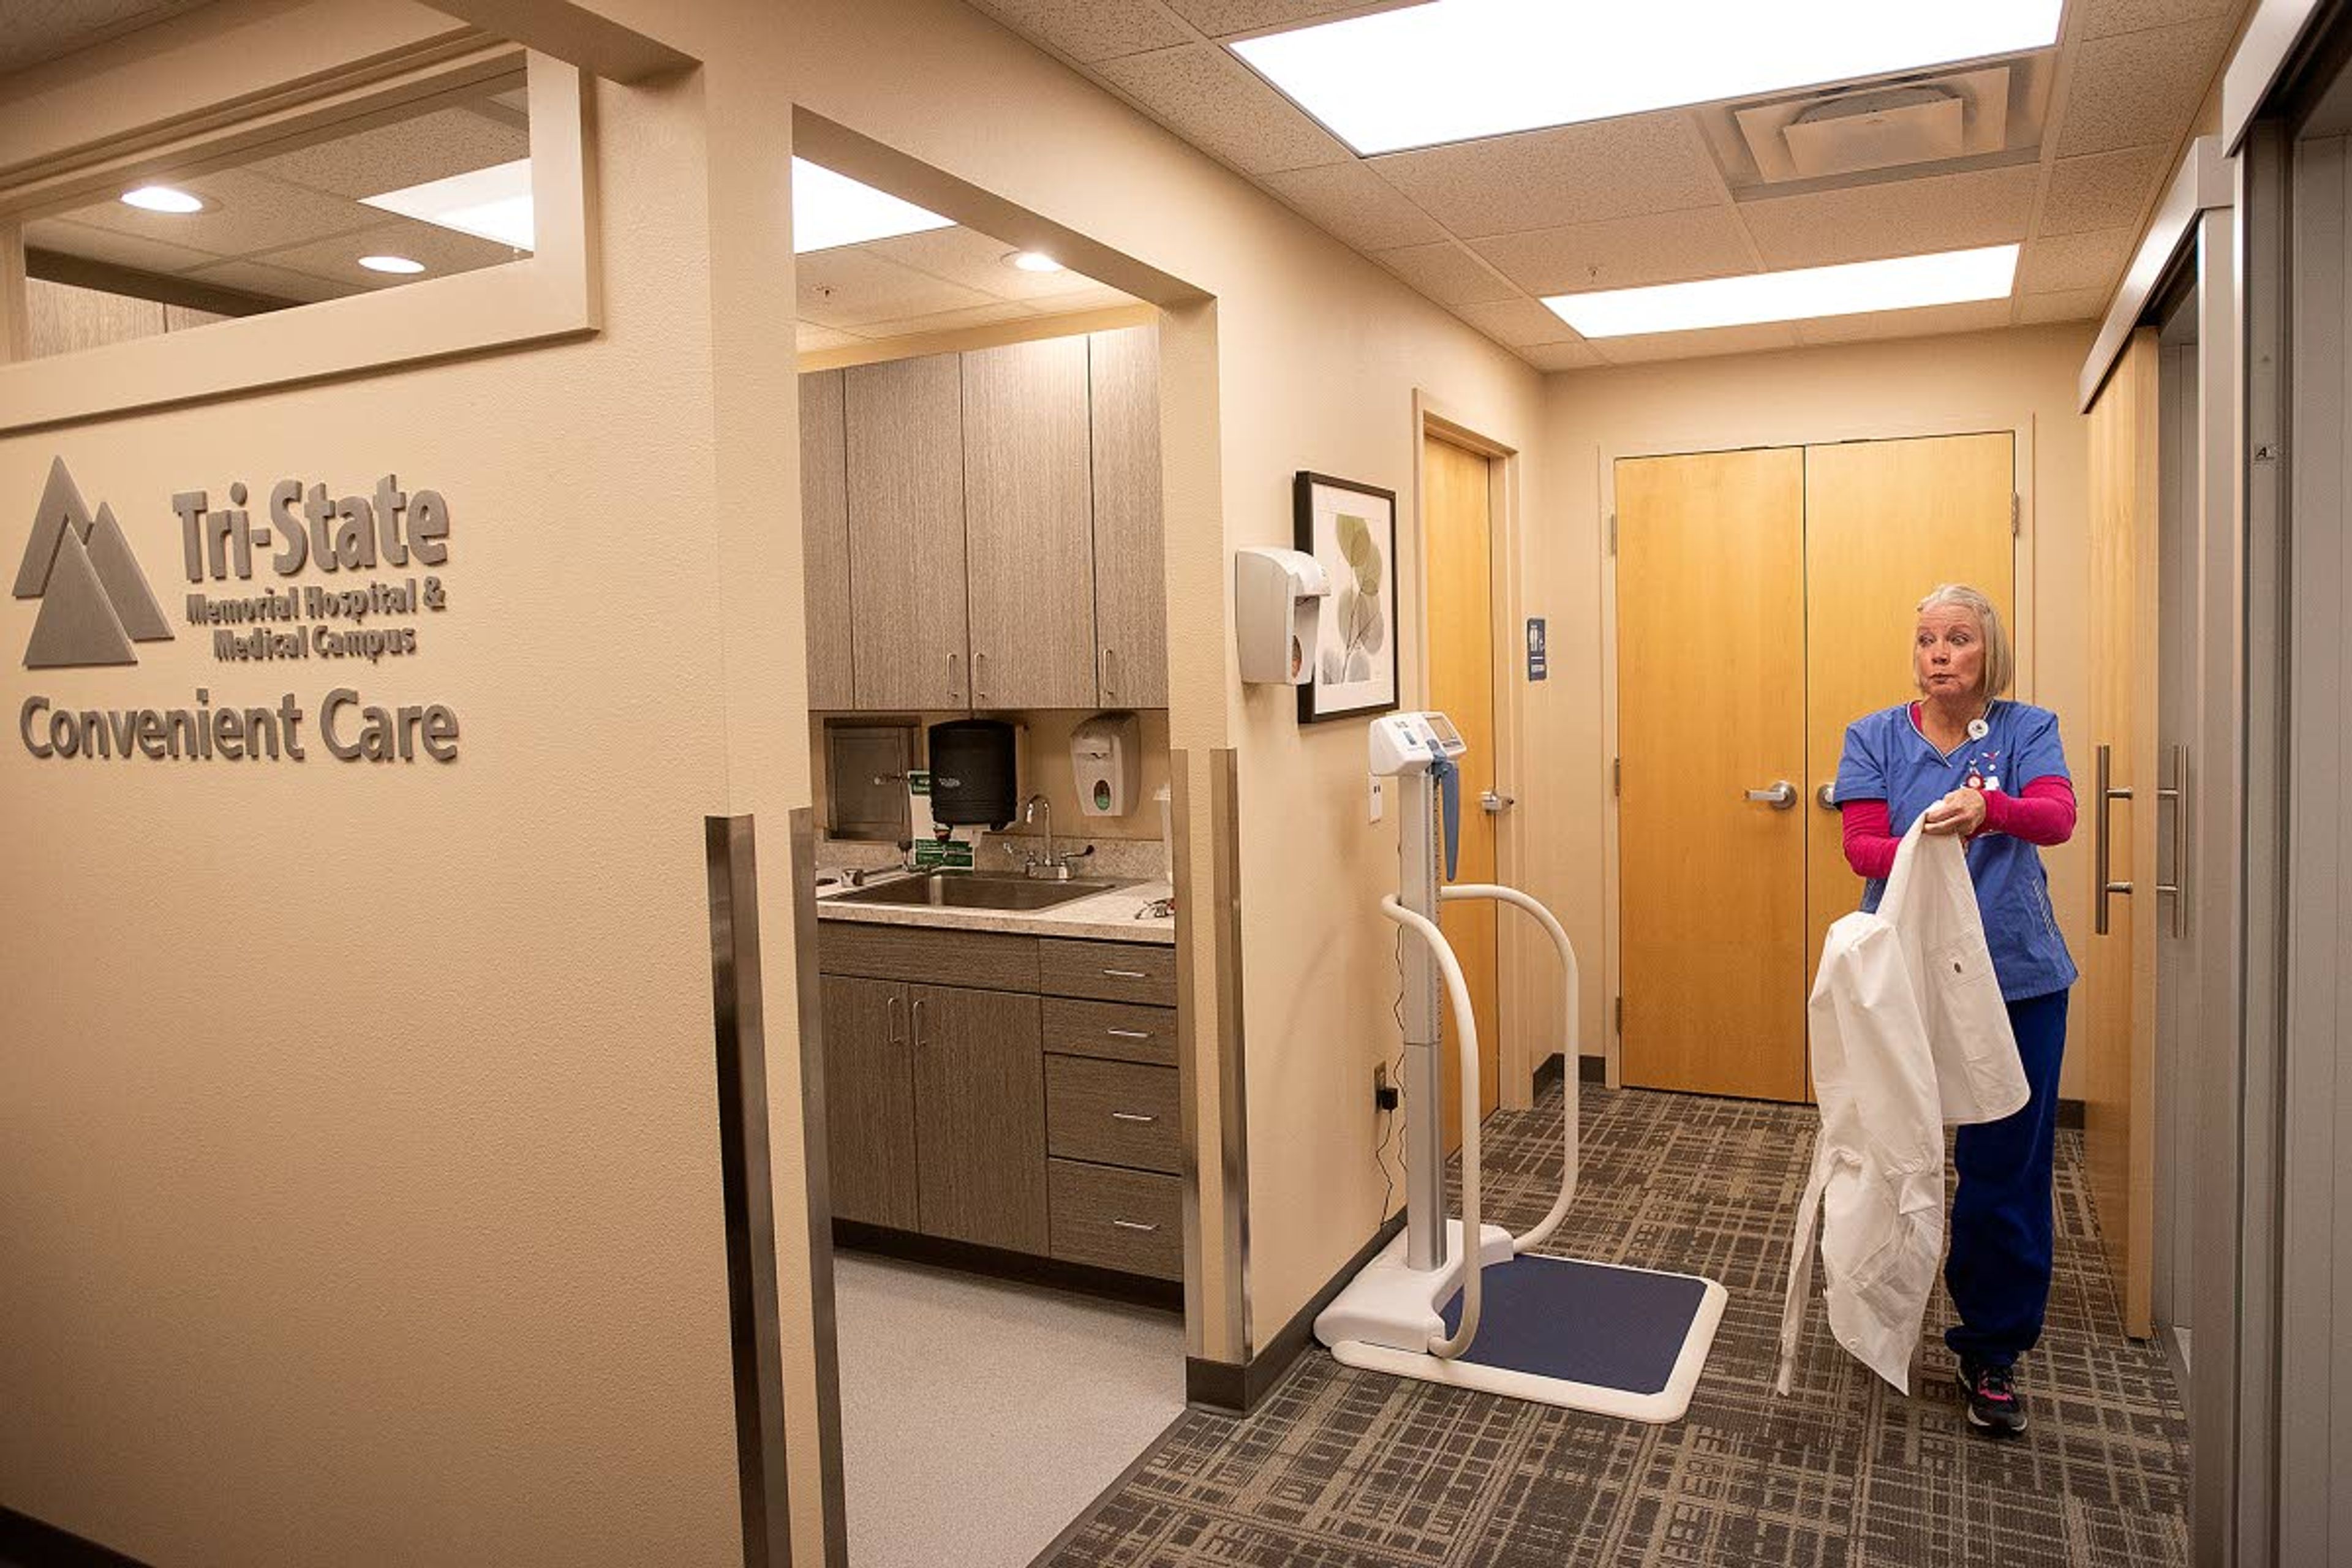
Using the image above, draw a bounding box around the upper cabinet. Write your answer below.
[800,369,854,710]
[846,353,970,710]
[962,337,1098,709]
[805,326,1165,712]
[1088,326,1169,709]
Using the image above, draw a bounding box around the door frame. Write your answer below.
[1596,415,2039,1088]
[1411,391,1539,1108]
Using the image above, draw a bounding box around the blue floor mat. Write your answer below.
[1437,1254,1708,1395]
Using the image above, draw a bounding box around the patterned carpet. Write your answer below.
[1042,1085,2191,1568]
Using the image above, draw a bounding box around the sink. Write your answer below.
[831,873,1120,912]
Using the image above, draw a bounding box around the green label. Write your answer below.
[913,839,974,870]
[907,769,932,797]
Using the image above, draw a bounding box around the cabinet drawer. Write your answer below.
[1049,1160,1182,1280]
[817,921,1038,992]
[1047,1056,1180,1174]
[1038,938,1177,1006]
[1041,997,1178,1067]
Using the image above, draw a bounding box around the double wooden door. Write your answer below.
[1616,433,2017,1101]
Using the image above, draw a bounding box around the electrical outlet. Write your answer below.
[1368,776,1385,823]
[1373,1063,1398,1112]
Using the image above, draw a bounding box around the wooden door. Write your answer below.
[911,983,1047,1253]
[962,337,1097,708]
[799,369,855,710]
[846,353,968,710]
[1616,448,1809,1101]
[1088,325,1169,707]
[820,976,918,1229]
[1424,433,1501,1149]
[2084,330,2162,1339]
[1801,433,2017,993]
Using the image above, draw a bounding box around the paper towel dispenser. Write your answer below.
[1234,547,1330,685]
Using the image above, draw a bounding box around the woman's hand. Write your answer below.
[1921,787,1986,838]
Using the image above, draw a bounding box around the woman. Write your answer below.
[1834,583,2077,1439]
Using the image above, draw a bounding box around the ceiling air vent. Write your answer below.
[1735,66,2011,182]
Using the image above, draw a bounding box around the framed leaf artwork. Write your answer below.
[1293,471,1400,724]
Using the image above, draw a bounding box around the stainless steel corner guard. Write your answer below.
[787,807,851,1568]
[704,814,791,1568]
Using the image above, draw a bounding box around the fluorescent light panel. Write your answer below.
[1545,244,2019,337]
[362,159,535,249]
[791,159,954,253]
[1232,0,2063,156]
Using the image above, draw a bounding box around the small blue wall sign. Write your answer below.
[1526,617,1548,681]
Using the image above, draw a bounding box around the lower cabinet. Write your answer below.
[818,921,1179,1283]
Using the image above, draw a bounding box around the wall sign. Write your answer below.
[15,456,463,764]
[1526,616,1548,682]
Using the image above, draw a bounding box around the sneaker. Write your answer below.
[1958,1359,2029,1437]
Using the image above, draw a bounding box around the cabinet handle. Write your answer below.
[1110,1110,1157,1124]
[2095,744,2133,935]
[975,650,990,705]
[946,652,962,705]
[1106,1028,1152,1040]
[887,993,904,1047]
[1101,646,1117,698]
[1111,1219,1159,1232]
[1101,968,1148,981]
[911,997,927,1050]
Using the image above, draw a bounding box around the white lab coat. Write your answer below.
[1774,820,2029,1395]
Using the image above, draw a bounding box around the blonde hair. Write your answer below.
[1915,583,2013,698]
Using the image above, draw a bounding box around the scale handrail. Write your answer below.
[1438,883,1581,1253]
[1377,894,1485,1360]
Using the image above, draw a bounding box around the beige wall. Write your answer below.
[0,72,750,1567]
[1533,322,2103,1098]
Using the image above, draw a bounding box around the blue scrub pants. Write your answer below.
[1944,988,2070,1370]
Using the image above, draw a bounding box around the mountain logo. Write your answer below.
[15,457,173,669]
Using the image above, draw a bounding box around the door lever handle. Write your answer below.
[1743,780,1797,809]
[1479,790,1515,813]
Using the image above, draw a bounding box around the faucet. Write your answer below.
[1022,794,1061,880]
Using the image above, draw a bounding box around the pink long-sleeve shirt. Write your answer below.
[1840,776,2079,881]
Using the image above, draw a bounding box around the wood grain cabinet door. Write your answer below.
[910,983,1048,1253]
[847,353,969,710]
[1088,325,1168,707]
[800,369,855,709]
[820,976,919,1230]
[962,337,1098,708]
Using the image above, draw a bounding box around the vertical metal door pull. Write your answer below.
[911,998,927,1050]
[2095,743,2133,935]
[2155,744,2188,938]
[946,652,963,705]
[1101,646,1117,699]
[887,993,904,1047]
[975,650,990,705]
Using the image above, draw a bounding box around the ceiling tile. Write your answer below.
[58,168,383,258]
[1451,296,1575,348]
[1262,160,1445,251]
[2018,287,2111,323]
[255,219,519,289]
[863,224,1128,303]
[1370,113,1724,236]
[1593,322,1801,364]
[176,258,351,305]
[856,301,1044,338]
[2018,227,2136,294]
[1793,299,2016,346]
[797,248,1000,328]
[1520,339,1605,372]
[1736,165,2040,269]
[2056,17,2234,157]
[1371,240,1519,305]
[1097,43,1352,173]
[797,323,865,353]
[1471,207,1756,296]
[23,217,224,274]
[2076,0,2237,40]
[1161,0,1417,37]
[244,104,527,201]
[2041,146,2172,236]
[0,0,214,77]
[967,0,1190,62]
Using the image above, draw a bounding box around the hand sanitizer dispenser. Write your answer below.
[1234,548,1330,685]
[1071,712,1141,817]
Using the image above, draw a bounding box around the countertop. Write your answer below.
[813,873,1177,946]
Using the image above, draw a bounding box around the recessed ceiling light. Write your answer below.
[792,159,954,254]
[1232,0,2064,156]
[358,255,428,275]
[121,185,205,214]
[1543,244,2019,338]
[1006,251,1064,274]
[361,160,535,249]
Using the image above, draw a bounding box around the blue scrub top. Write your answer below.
[1835,699,2078,1001]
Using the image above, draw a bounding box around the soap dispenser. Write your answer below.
[1070,712,1141,818]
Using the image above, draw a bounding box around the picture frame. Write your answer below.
[1293,470,1400,725]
